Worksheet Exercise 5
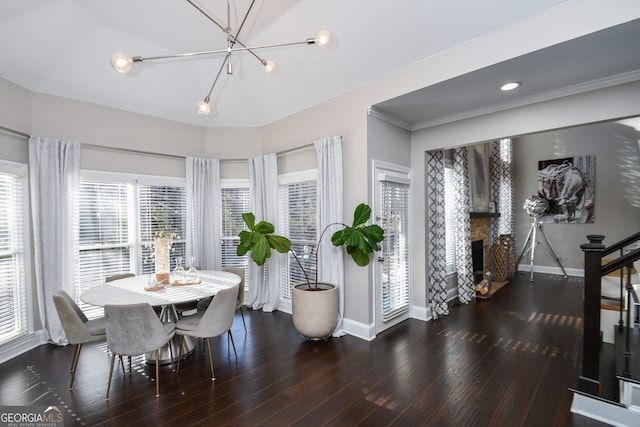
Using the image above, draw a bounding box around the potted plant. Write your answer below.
[237,203,384,340]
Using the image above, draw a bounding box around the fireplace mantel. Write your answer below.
[470,212,501,218]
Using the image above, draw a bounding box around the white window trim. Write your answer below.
[0,159,34,349]
[278,169,317,185]
[221,178,249,189]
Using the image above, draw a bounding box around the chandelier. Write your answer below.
[110,0,331,116]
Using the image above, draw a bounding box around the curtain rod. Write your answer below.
[83,143,187,160]
[276,142,315,156]
[0,125,30,139]
[1,123,316,161]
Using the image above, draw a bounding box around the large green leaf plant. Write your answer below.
[237,203,384,290]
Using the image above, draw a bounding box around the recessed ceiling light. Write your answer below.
[501,82,521,91]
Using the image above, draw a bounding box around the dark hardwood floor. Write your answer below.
[0,273,610,426]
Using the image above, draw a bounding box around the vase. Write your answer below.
[173,256,186,283]
[154,237,171,284]
[291,282,338,340]
[186,256,199,282]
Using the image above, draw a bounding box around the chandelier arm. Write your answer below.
[232,0,255,49]
[186,0,266,65]
[205,53,230,100]
[138,40,311,63]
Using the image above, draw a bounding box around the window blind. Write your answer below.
[77,180,131,318]
[380,179,410,322]
[221,186,250,275]
[279,178,317,299]
[0,169,27,344]
[138,184,187,274]
[444,162,456,274]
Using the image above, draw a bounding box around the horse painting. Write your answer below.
[537,157,594,223]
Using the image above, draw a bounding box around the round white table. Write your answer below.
[81,270,240,307]
[81,270,241,364]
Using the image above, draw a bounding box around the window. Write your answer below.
[379,177,410,322]
[220,181,250,272]
[138,183,187,273]
[77,172,186,317]
[0,162,28,345]
[444,158,456,274]
[279,171,317,300]
[77,179,131,317]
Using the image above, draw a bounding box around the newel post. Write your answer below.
[579,234,605,395]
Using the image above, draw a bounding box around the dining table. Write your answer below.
[81,270,241,364]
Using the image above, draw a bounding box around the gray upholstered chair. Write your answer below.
[197,267,246,331]
[52,290,106,390]
[176,283,239,381]
[104,303,175,399]
[105,272,135,282]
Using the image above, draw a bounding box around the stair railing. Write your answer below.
[580,232,640,395]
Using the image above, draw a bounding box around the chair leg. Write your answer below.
[168,337,175,372]
[106,353,116,400]
[228,330,237,360]
[155,349,160,398]
[239,307,247,332]
[69,344,82,390]
[176,335,185,373]
[118,355,125,375]
[206,338,215,381]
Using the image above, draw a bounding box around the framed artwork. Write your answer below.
[537,154,595,223]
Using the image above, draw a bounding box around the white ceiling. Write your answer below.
[1,0,637,129]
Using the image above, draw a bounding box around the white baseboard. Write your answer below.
[0,329,48,364]
[411,304,431,322]
[516,263,583,277]
[342,317,375,341]
[571,392,640,426]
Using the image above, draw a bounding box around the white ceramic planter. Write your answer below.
[291,282,338,340]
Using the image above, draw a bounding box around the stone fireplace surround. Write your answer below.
[470,212,500,277]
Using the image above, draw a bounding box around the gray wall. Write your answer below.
[513,118,640,272]
[411,81,640,313]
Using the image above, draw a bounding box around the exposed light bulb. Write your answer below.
[264,60,276,74]
[197,98,211,115]
[110,52,133,74]
[500,82,521,91]
[315,30,331,48]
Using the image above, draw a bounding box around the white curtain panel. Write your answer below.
[29,136,80,345]
[315,136,345,337]
[453,148,475,304]
[425,150,449,319]
[489,139,515,240]
[247,154,281,312]
[186,157,221,270]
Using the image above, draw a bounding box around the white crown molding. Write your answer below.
[412,69,640,131]
[367,106,412,131]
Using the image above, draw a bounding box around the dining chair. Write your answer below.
[104,303,175,399]
[105,273,135,282]
[197,267,246,331]
[176,283,239,381]
[52,290,106,390]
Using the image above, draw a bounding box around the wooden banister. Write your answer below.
[580,232,640,395]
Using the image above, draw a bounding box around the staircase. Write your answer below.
[571,233,640,425]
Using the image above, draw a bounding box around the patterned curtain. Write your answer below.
[425,150,448,318]
[453,148,475,303]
